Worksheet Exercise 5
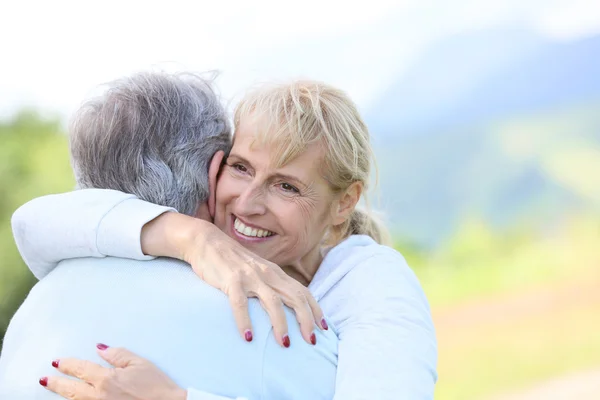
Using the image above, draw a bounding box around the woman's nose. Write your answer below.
[235,184,267,216]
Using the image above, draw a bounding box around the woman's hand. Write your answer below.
[141,212,327,347]
[40,344,186,400]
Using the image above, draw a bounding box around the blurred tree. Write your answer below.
[0,111,74,347]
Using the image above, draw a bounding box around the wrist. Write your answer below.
[177,217,218,264]
[141,212,208,262]
[170,387,187,400]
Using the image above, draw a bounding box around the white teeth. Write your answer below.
[234,218,273,238]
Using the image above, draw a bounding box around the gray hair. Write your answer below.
[70,71,232,215]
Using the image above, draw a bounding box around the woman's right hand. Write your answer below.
[141,212,326,347]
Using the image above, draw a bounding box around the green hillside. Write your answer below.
[375,100,600,247]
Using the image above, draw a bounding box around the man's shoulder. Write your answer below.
[48,257,284,340]
[260,310,338,399]
[49,256,199,285]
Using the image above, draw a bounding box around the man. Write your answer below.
[0,72,338,399]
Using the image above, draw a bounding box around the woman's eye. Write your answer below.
[280,183,299,193]
[233,164,248,173]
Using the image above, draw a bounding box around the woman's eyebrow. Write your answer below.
[227,154,251,165]
[229,154,309,187]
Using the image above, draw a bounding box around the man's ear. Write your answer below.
[332,182,363,225]
[208,150,225,219]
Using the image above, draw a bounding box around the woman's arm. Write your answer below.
[332,253,438,400]
[12,189,325,344]
[11,189,174,280]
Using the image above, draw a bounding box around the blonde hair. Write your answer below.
[234,80,390,246]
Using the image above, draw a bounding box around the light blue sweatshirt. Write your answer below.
[0,256,338,399]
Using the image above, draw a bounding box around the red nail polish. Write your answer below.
[244,330,253,342]
[39,377,48,387]
[51,360,59,368]
[321,318,329,330]
[96,343,109,351]
[282,335,290,348]
[310,333,317,345]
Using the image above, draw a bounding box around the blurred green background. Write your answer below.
[0,113,74,336]
[2,20,600,400]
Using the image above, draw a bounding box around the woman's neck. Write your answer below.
[281,245,323,287]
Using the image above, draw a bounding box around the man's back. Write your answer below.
[0,257,338,399]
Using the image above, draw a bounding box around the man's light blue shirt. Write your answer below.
[0,257,338,400]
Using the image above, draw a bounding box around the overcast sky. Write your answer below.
[2,0,600,120]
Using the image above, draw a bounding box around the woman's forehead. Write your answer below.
[231,132,326,183]
[234,117,324,164]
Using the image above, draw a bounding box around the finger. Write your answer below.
[255,285,289,348]
[43,375,95,400]
[227,283,254,342]
[278,287,317,345]
[259,267,324,336]
[97,345,139,368]
[53,357,107,385]
[305,291,327,331]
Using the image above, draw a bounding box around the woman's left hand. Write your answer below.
[40,344,187,400]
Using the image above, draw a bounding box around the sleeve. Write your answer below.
[332,254,438,400]
[186,388,248,400]
[11,188,176,280]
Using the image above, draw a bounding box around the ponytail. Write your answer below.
[326,206,391,247]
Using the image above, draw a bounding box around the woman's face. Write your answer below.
[213,117,337,267]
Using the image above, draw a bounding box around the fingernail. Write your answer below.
[244,330,253,342]
[282,334,290,348]
[310,333,317,345]
[39,377,48,387]
[51,359,59,368]
[321,318,329,330]
[96,343,109,351]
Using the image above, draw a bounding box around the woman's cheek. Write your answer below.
[293,198,322,240]
[294,195,318,219]
[218,174,240,201]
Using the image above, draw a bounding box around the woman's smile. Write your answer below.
[230,214,276,242]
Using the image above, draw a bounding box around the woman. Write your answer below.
[13,80,437,399]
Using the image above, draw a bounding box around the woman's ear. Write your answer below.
[332,182,363,225]
[208,150,225,219]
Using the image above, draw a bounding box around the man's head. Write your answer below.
[70,71,231,217]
